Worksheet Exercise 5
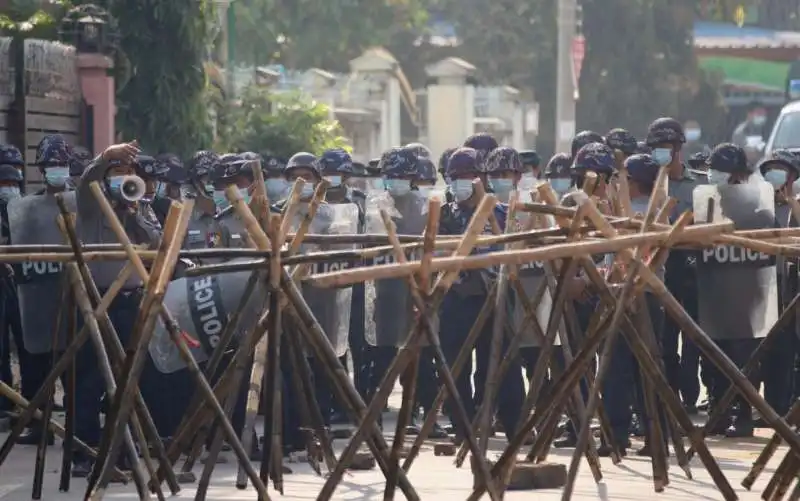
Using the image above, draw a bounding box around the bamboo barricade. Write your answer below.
[2,173,800,501]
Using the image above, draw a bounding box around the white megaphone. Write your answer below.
[120,175,146,202]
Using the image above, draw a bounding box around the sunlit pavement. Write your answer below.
[0,388,787,501]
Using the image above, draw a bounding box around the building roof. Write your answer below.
[694,21,800,50]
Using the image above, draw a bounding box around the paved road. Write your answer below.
[0,389,790,500]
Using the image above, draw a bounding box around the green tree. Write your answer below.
[221,85,350,158]
[229,0,430,72]
[109,0,213,157]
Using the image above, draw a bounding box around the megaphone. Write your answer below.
[120,175,146,202]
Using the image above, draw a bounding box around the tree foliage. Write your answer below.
[437,0,727,157]
[221,85,350,158]
[109,0,213,157]
[229,0,430,72]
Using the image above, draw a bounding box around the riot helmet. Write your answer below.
[379,147,417,197]
[404,142,432,160]
[285,152,320,200]
[33,135,73,190]
[570,130,604,158]
[687,151,709,171]
[154,153,187,199]
[70,146,91,178]
[316,148,354,189]
[209,153,255,207]
[413,158,437,197]
[624,153,660,195]
[605,128,638,157]
[260,153,289,201]
[707,143,751,185]
[758,148,800,191]
[438,147,457,181]
[446,147,481,203]
[484,146,523,202]
[518,150,541,173]
[463,133,497,173]
[544,152,572,196]
[635,141,652,155]
[0,164,22,202]
[571,142,615,196]
[645,117,685,168]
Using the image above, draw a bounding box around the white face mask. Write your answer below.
[325,175,342,187]
[0,185,20,202]
[652,148,672,167]
[44,166,70,187]
[385,178,412,197]
[300,182,315,199]
[265,178,288,200]
[550,178,571,194]
[489,178,515,201]
[685,129,701,142]
[764,169,788,189]
[451,179,474,202]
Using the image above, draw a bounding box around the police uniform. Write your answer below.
[182,150,220,254]
[210,154,253,251]
[758,150,800,417]
[0,146,30,419]
[73,149,162,469]
[439,146,524,442]
[644,117,707,411]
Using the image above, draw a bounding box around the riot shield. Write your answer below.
[513,261,562,347]
[298,202,360,356]
[365,191,433,347]
[8,192,76,354]
[693,180,778,340]
[148,262,269,373]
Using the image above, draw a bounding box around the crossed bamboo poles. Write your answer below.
[2,164,800,499]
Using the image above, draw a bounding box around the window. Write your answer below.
[771,111,800,149]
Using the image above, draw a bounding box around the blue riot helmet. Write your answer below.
[544,153,572,196]
[446,147,481,203]
[285,152,319,200]
[605,128,638,157]
[154,153,187,199]
[707,143,750,185]
[259,153,289,201]
[70,146,91,178]
[185,150,219,198]
[132,155,164,201]
[687,151,709,171]
[635,141,653,155]
[646,117,686,168]
[350,161,367,177]
[571,142,615,195]
[571,130,604,158]
[438,147,457,183]
[316,148,354,190]
[33,135,73,190]
[624,154,660,195]
[405,142,432,160]
[379,147,417,197]
[209,153,254,207]
[463,133,498,177]
[518,150,541,173]
[413,157,437,197]
[758,148,800,191]
[484,146,523,202]
[0,164,23,202]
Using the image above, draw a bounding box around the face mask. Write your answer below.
[709,170,730,186]
[204,183,214,196]
[213,189,228,208]
[300,182,315,199]
[325,175,342,187]
[44,167,70,187]
[550,178,572,194]
[266,178,288,200]
[764,169,788,189]
[519,173,537,189]
[451,179,474,202]
[417,186,434,197]
[155,183,168,198]
[652,148,672,167]
[369,178,384,190]
[0,186,20,202]
[489,178,514,200]
[385,178,411,197]
[685,129,701,142]
[753,115,767,127]
[107,176,125,194]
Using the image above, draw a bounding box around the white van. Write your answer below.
[764,100,800,156]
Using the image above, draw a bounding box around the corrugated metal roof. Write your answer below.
[694,21,800,49]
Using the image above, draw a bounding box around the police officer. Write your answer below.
[570,130,605,159]
[0,145,28,422]
[438,147,457,204]
[183,150,219,253]
[758,149,800,418]
[601,152,668,457]
[261,154,289,202]
[284,152,318,201]
[439,146,525,443]
[700,143,774,438]
[70,146,91,186]
[364,158,384,191]
[133,154,167,229]
[688,151,710,172]
[518,150,541,192]
[552,143,615,450]
[605,128,638,167]
[543,153,572,198]
[151,153,187,225]
[412,155,437,198]
[211,153,257,250]
[645,117,704,411]
[73,139,160,475]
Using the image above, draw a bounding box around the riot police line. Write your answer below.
[1,120,800,501]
